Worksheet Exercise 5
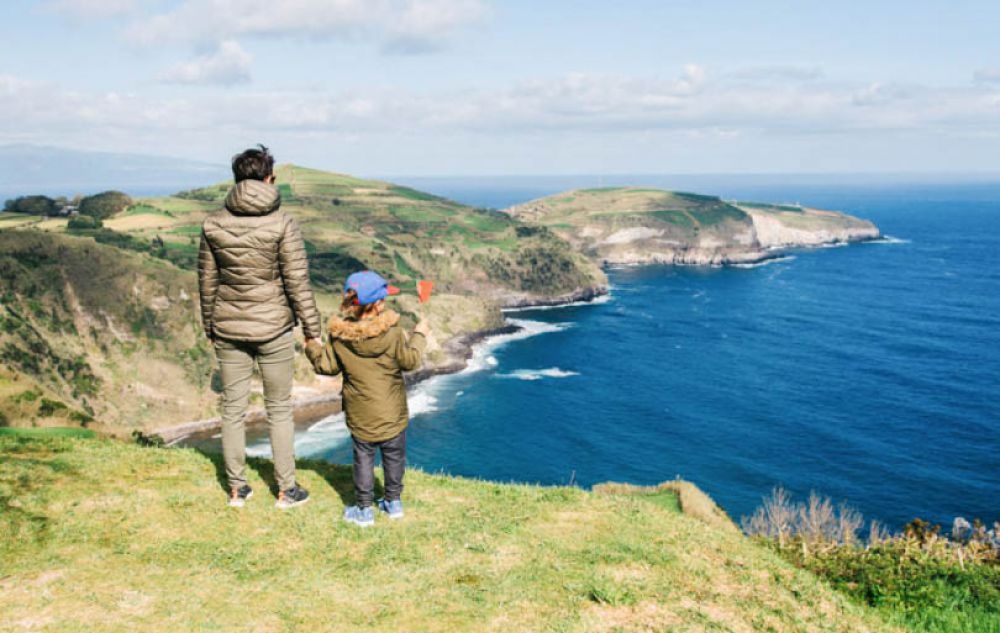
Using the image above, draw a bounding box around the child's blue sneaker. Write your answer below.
[343,505,375,527]
[377,498,404,520]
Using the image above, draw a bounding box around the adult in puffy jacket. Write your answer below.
[198,145,320,509]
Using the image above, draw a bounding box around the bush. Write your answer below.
[4,195,58,216]
[78,191,132,220]
[67,214,103,230]
[744,487,1000,632]
[37,398,68,417]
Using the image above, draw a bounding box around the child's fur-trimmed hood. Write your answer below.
[327,309,400,342]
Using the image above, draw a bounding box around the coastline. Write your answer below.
[156,230,875,446]
[595,229,882,269]
[154,292,604,445]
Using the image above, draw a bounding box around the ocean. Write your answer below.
[253,177,1000,530]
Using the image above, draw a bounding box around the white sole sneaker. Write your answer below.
[228,489,253,508]
[275,496,310,510]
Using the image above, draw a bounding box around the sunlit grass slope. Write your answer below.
[107,164,606,303]
[0,432,897,632]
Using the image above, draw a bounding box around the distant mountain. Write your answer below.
[0,144,227,198]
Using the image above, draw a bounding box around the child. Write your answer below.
[306,271,429,526]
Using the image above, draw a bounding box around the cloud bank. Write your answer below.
[158,41,253,86]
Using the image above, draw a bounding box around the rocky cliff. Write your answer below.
[505,187,880,266]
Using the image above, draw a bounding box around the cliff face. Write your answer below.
[505,187,880,266]
[743,206,880,249]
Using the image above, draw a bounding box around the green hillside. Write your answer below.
[0,432,896,632]
[106,165,606,303]
[0,231,216,433]
[506,187,879,265]
[0,230,505,434]
[0,166,611,433]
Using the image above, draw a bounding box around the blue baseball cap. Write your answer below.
[344,271,400,306]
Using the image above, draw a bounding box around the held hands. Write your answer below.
[304,337,323,362]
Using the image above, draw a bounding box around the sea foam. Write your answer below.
[496,367,580,381]
[502,292,613,312]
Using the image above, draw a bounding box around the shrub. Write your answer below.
[4,195,58,216]
[744,487,1000,632]
[742,487,863,550]
[67,214,103,230]
[78,191,132,220]
[37,398,68,417]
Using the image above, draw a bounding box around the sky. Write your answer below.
[2,0,1000,176]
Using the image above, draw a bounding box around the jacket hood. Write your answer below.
[328,310,400,356]
[225,179,281,216]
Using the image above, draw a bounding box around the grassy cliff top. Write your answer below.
[0,432,895,632]
[504,186,875,231]
[505,187,749,227]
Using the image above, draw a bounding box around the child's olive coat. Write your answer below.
[306,310,426,443]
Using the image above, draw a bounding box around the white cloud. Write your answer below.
[125,0,487,53]
[158,40,253,86]
[3,66,999,172]
[383,0,489,53]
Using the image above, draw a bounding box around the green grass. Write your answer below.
[648,209,697,229]
[393,252,419,279]
[775,540,1000,633]
[124,204,173,218]
[687,203,746,226]
[634,489,682,513]
[0,434,896,632]
[0,427,96,439]
[389,186,443,202]
[167,225,202,236]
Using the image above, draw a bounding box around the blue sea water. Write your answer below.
[284,178,1000,529]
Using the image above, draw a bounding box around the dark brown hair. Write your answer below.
[231,144,275,183]
[340,289,378,320]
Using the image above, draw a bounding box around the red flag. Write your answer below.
[418,280,434,304]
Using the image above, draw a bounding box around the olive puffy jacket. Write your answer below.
[306,310,426,442]
[198,179,321,342]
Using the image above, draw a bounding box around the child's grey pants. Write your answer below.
[352,430,406,507]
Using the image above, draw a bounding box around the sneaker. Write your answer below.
[377,498,404,520]
[343,505,375,527]
[228,485,253,508]
[275,484,310,509]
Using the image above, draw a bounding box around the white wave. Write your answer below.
[246,411,352,459]
[502,292,613,312]
[731,255,797,269]
[461,318,572,375]
[247,316,574,459]
[872,235,911,244]
[407,384,439,418]
[497,367,580,381]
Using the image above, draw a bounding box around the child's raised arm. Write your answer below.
[394,323,428,371]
